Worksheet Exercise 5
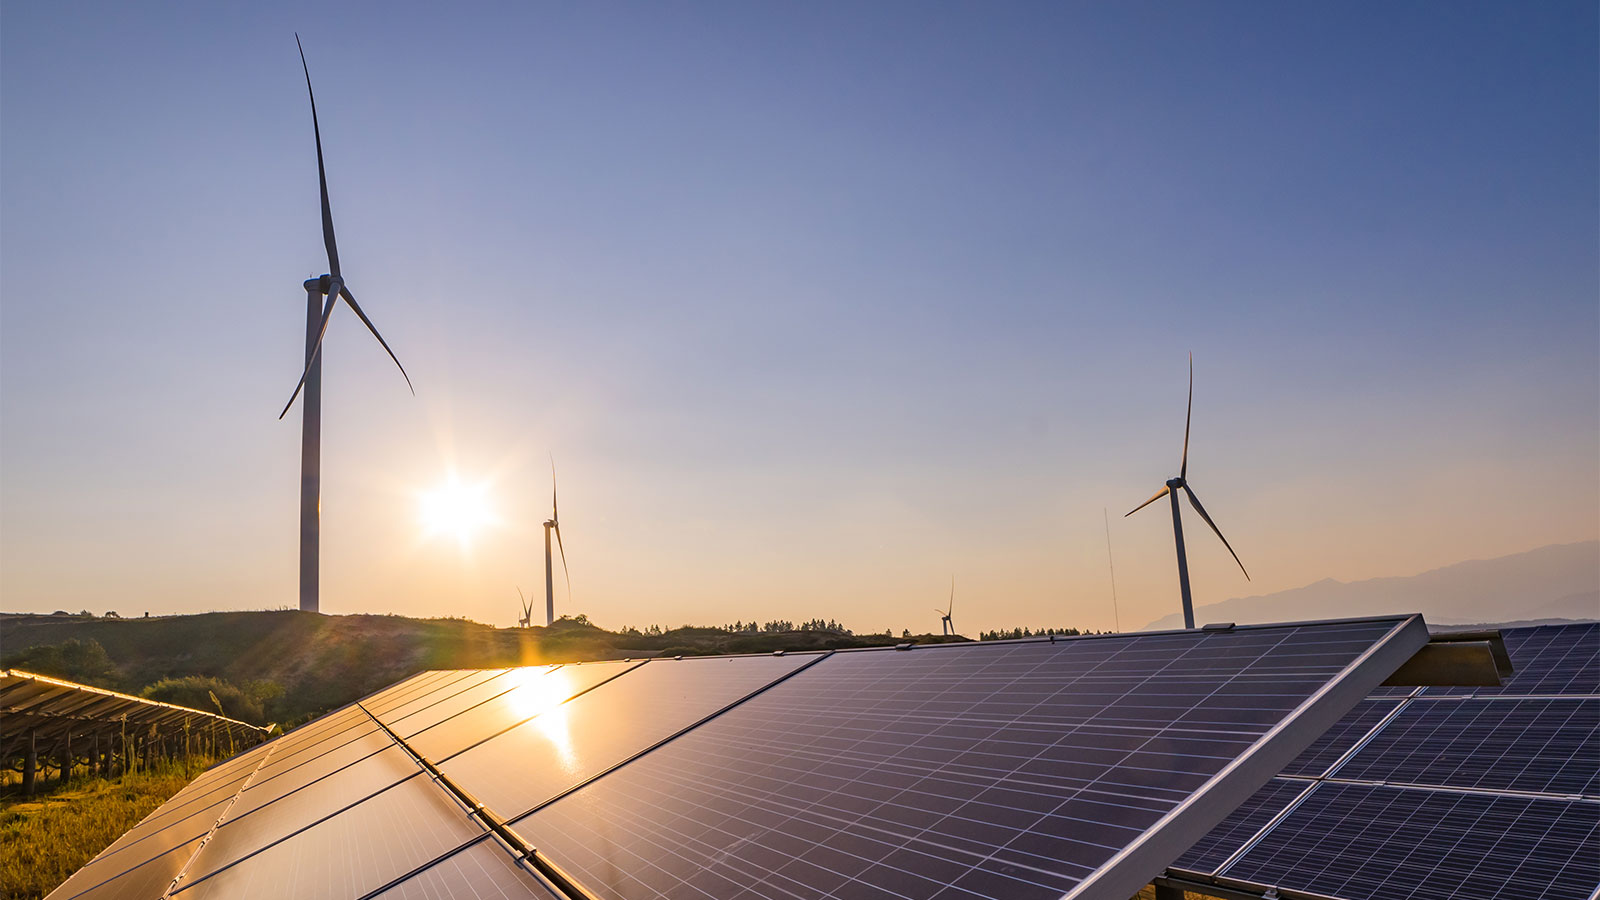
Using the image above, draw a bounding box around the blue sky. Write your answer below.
[2,2,1595,633]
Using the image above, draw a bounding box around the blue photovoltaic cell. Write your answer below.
[1279,698,1401,777]
[1334,697,1600,797]
[1172,777,1310,874]
[511,620,1411,900]
[1222,782,1600,900]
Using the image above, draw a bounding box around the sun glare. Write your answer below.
[505,666,577,772]
[419,475,494,547]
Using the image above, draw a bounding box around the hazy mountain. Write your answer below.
[1143,541,1599,631]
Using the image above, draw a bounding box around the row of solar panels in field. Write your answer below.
[1165,622,1600,900]
[1,670,272,776]
[48,616,1429,900]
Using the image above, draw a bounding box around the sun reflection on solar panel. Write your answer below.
[504,666,577,771]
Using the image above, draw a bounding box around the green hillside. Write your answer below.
[0,611,963,726]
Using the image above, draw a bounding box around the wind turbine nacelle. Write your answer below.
[302,275,336,294]
[1166,477,1185,489]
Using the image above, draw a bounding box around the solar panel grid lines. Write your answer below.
[1279,698,1408,778]
[1428,623,1600,698]
[405,660,647,761]
[366,836,564,900]
[1059,616,1428,900]
[173,666,546,848]
[1169,778,1316,875]
[438,652,832,822]
[1216,782,1600,900]
[1330,697,1600,797]
[349,653,842,900]
[124,661,647,900]
[156,735,285,899]
[172,747,432,886]
[171,768,492,900]
[43,736,282,900]
[501,616,1424,900]
[49,837,210,900]
[1175,622,1600,900]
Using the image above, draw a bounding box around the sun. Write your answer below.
[418,475,494,547]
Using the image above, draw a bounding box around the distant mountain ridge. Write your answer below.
[1143,541,1599,631]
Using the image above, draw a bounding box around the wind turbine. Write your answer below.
[935,577,954,636]
[1125,355,1248,629]
[542,459,571,626]
[279,35,414,614]
[517,588,533,629]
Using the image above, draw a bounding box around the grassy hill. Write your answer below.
[0,611,963,726]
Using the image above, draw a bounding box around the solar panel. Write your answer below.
[367,837,562,900]
[433,653,821,818]
[51,616,1425,900]
[503,619,1420,900]
[1432,622,1600,697]
[1220,782,1600,900]
[50,835,207,900]
[1334,697,1599,796]
[406,661,643,760]
[1170,621,1600,900]
[173,769,486,900]
[1278,697,1405,777]
[1172,777,1308,874]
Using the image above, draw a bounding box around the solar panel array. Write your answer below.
[46,617,1427,900]
[0,669,271,765]
[1169,622,1600,900]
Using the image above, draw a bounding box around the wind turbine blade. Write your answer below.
[553,522,571,602]
[1181,352,1193,480]
[339,285,414,394]
[278,285,341,419]
[550,454,558,520]
[949,576,955,616]
[1124,485,1170,517]
[517,586,530,618]
[296,34,340,279]
[1182,486,1250,580]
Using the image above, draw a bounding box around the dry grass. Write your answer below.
[0,759,211,900]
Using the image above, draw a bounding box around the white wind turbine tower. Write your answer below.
[279,36,414,613]
[542,459,571,626]
[1125,355,1249,629]
[517,588,534,629]
[935,577,955,636]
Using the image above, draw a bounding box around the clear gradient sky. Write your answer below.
[2,2,1596,634]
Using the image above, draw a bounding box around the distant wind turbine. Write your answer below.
[516,587,533,629]
[279,35,414,614]
[1125,355,1249,629]
[543,458,571,626]
[935,577,954,636]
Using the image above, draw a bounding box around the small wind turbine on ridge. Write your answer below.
[542,457,571,626]
[1125,354,1249,629]
[516,587,533,629]
[935,577,955,636]
[279,35,414,614]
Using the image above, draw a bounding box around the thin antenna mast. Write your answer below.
[1103,508,1121,633]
